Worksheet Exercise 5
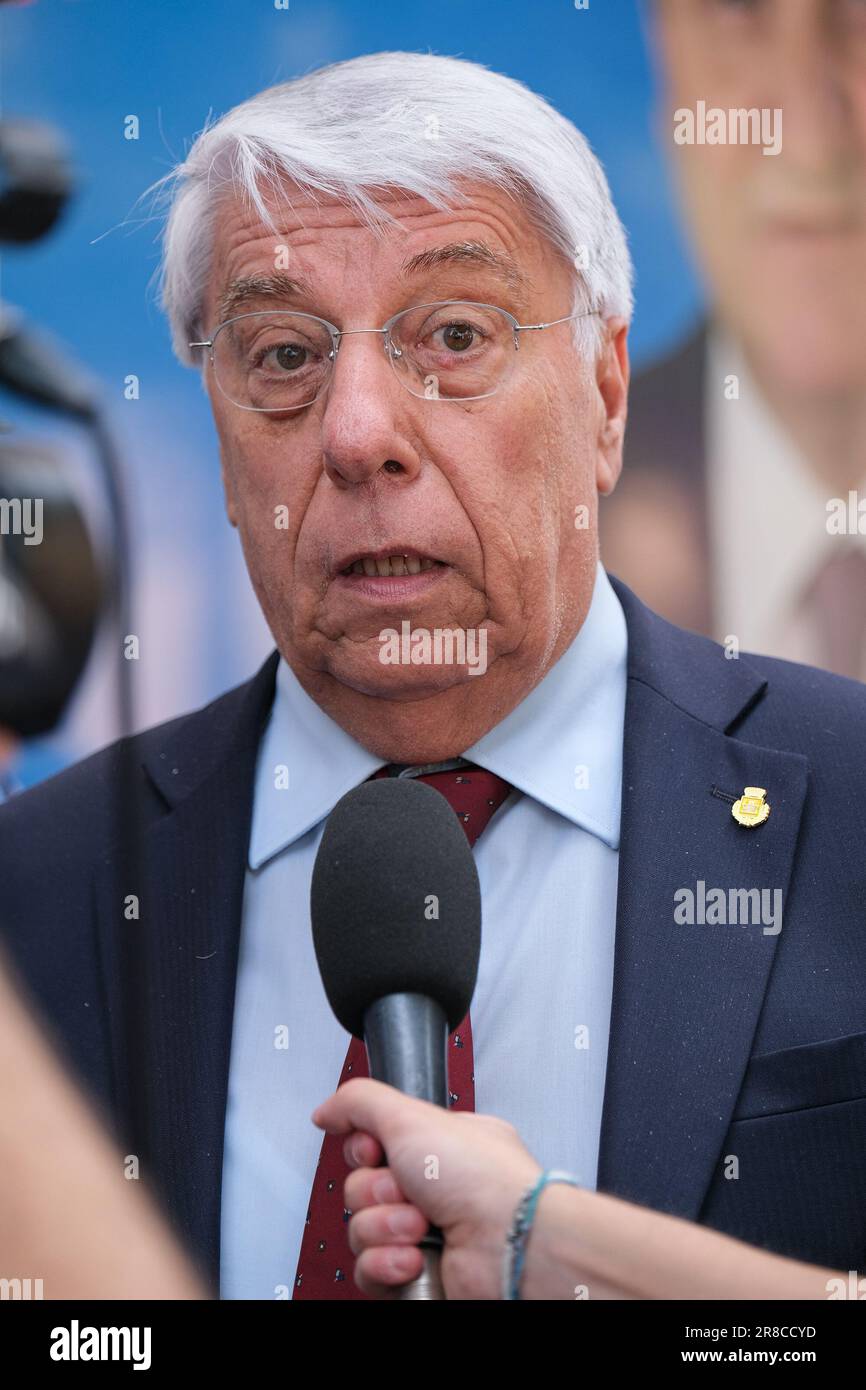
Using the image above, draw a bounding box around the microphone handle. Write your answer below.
[363,993,450,1301]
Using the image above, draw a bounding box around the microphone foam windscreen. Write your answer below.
[311,777,481,1037]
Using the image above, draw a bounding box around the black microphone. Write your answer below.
[310,775,482,1300]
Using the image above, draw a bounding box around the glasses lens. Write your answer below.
[212,312,333,411]
[388,302,515,401]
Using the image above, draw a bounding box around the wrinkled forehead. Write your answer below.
[203,175,565,324]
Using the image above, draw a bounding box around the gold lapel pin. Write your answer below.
[732,786,770,828]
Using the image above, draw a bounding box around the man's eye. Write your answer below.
[706,0,762,15]
[257,342,309,372]
[434,321,480,353]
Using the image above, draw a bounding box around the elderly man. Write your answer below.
[603,0,866,676]
[1,52,865,1301]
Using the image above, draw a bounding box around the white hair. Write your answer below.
[152,51,634,367]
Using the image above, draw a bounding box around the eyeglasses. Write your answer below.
[188,301,598,412]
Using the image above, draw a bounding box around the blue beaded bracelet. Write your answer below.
[503,1169,583,1300]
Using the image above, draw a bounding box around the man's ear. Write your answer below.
[595,318,630,497]
[219,450,239,529]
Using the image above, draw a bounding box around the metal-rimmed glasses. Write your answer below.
[188,301,599,411]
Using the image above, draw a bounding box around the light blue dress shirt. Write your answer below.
[219,562,627,1299]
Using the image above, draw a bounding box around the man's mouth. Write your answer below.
[337,550,445,578]
[332,547,449,602]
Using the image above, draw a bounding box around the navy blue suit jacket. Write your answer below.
[2,577,865,1291]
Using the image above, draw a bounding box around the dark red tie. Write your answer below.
[293,761,512,1299]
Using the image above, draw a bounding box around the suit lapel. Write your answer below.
[598,580,808,1218]
[94,651,279,1289]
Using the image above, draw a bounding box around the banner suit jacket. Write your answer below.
[2,577,865,1291]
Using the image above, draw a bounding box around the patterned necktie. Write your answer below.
[293,760,512,1300]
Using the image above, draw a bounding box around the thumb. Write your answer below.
[311,1076,425,1144]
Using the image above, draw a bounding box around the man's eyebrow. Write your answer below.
[216,271,316,325]
[400,241,533,299]
[214,243,533,325]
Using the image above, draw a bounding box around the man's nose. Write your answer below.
[319,332,422,488]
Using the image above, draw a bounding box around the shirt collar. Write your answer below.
[248,561,626,869]
[463,562,626,848]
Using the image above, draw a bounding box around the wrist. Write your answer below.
[502,1169,583,1300]
[521,1183,590,1299]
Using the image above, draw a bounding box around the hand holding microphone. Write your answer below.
[314,1078,844,1302]
[312,1078,541,1300]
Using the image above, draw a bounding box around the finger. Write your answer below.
[345,1166,405,1211]
[312,1076,426,1142]
[354,1244,425,1297]
[343,1131,385,1169]
[348,1202,428,1256]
